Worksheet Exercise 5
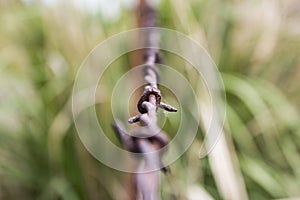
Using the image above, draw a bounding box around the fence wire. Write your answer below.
[112,1,177,199]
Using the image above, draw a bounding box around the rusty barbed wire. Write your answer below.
[112,1,177,199]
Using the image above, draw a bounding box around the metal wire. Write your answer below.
[112,1,177,199]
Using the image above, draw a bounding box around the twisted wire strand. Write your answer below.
[112,1,177,199]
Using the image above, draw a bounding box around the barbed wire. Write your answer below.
[112,1,177,199]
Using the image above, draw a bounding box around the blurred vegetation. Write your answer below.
[1,0,300,200]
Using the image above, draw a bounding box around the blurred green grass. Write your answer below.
[1,0,300,199]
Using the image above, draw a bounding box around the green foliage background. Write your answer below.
[0,0,300,199]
